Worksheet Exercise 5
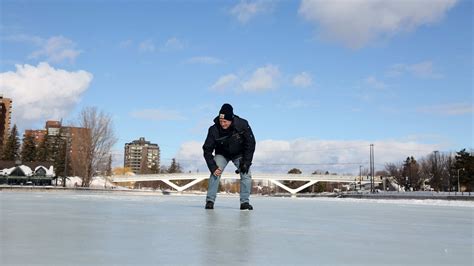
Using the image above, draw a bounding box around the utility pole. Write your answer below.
[63,135,69,188]
[359,165,362,190]
[370,144,375,193]
[434,150,439,191]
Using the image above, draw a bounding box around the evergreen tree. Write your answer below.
[36,137,48,162]
[288,168,302,174]
[54,137,68,178]
[402,156,421,190]
[453,149,474,191]
[286,168,308,192]
[2,124,20,161]
[47,134,62,162]
[168,158,183,173]
[21,134,37,162]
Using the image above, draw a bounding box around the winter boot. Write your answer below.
[205,201,214,209]
[240,202,253,210]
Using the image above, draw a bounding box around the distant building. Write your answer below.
[23,121,89,176]
[46,120,61,136]
[0,95,13,149]
[124,137,160,174]
[24,120,65,146]
[24,129,47,146]
[0,161,55,186]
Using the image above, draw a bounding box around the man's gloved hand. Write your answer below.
[239,163,250,174]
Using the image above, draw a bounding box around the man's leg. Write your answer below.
[206,155,228,204]
[233,158,252,204]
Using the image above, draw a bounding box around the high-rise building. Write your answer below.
[24,120,64,147]
[45,120,61,136]
[23,121,89,176]
[24,129,47,146]
[124,137,160,174]
[0,95,13,150]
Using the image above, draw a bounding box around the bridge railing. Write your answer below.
[111,173,381,196]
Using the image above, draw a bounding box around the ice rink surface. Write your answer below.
[1,191,473,265]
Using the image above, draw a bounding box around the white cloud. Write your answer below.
[406,61,443,79]
[5,34,81,63]
[119,40,133,48]
[387,61,442,79]
[292,72,313,88]
[283,100,318,109]
[130,109,185,121]
[365,76,387,89]
[175,139,443,174]
[28,36,82,63]
[230,0,274,24]
[0,62,92,129]
[164,37,185,50]
[4,34,43,45]
[242,64,280,92]
[139,40,156,52]
[356,76,394,102]
[187,56,222,65]
[210,74,238,91]
[298,0,458,49]
[417,103,473,116]
[175,141,204,172]
[210,64,282,93]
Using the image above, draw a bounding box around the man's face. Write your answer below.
[219,118,232,129]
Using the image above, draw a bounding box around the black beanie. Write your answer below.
[219,103,234,121]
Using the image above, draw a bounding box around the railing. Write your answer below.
[110,173,381,196]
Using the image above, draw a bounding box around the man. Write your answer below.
[203,103,256,210]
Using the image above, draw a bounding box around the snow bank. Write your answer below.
[57,176,128,190]
[295,196,474,208]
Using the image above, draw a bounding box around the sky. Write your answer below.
[0,0,472,175]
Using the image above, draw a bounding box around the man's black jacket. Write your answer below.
[202,115,256,173]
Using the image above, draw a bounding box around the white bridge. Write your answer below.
[111,173,382,196]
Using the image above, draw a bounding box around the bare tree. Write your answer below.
[420,151,452,191]
[72,107,117,187]
[439,152,455,191]
[385,162,404,186]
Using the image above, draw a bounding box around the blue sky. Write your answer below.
[1,0,472,174]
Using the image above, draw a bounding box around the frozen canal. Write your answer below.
[1,191,472,265]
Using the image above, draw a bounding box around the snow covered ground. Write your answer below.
[55,176,127,189]
[1,191,472,265]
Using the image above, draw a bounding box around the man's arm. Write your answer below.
[203,127,219,173]
[241,122,256,167]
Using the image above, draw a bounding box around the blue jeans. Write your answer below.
[206,154,252,204]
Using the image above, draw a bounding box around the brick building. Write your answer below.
[0,95,13,150]
[124,137,160,174]
[24,129,47,146]
[23,121,89,176]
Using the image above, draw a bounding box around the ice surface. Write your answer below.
[1,191,472,265]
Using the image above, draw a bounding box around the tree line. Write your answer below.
[1,107,117,187]
[284,149,473,193]
[385,149,473,192]
[2,124,71,178]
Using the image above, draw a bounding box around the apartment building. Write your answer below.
[124,137,160,174]
[0,95,13,149]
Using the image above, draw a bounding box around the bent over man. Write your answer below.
[202,103,256,210]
